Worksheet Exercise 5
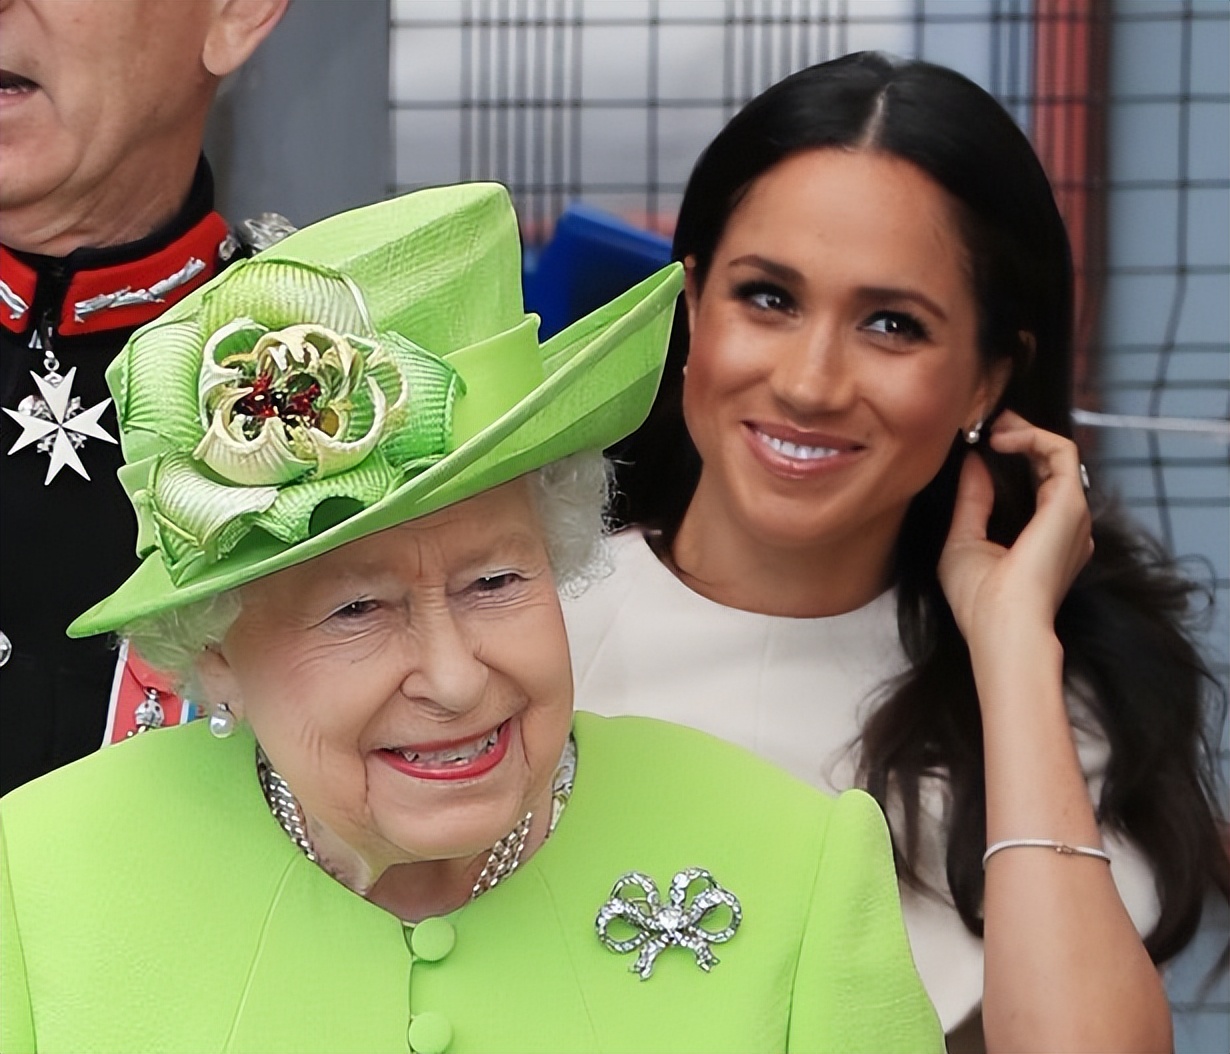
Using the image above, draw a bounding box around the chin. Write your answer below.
[0,166,44,211]
[385,824,515,867]
[379,791,533,863]
[730,491,844,549]
[0,152,72,213]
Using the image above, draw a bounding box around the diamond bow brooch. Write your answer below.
[595,867,742,980]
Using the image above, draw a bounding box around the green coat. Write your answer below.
[1,713,941,1053]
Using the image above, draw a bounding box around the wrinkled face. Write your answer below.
[0,0,217,212]
[682,148,1005,557]
[213,480,574,878]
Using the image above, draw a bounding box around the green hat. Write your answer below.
[69,183,682,637]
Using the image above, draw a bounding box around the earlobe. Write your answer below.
[975,354,1015,427]
[1017,330,1037,371]
[203,0,288,78]
[195,645,246,721]
[682,256,701,337]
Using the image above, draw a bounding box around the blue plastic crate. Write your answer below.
[524,202,672,339]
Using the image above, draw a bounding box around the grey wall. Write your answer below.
[204,0,390,229]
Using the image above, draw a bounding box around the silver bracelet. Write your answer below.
[982,838,1112,869]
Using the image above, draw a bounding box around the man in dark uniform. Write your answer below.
[0,0,287,794]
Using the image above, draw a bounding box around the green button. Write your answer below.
[410,917,456,962]
[408,1011,452,1054]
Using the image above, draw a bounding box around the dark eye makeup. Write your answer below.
[862,310,931,343]
[732,279,797,315]
[730,279,934,346]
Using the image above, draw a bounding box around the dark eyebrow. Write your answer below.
[726,254,803,283]
[859,287,949,323]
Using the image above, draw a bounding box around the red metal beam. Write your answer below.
[1032,0,1110,406]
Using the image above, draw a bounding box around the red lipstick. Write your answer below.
[376,720,511,782]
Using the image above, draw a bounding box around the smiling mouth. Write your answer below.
[750,424,859,461]
[756,431,840,461]
[0,71,38,96]
[378,720,511,781]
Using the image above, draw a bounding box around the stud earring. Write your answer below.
[209,702,236,739]
[963,420,983,445]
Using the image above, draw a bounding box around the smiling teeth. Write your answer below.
[759,433,839,460]
[399,727,500,767]
[0,75,37,94]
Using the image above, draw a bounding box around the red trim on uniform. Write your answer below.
[59,211,231,336]
[104,644,192,745]
[0,211,230,339]
[0,249,38,334]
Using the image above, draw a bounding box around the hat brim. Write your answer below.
[68,263,681,638]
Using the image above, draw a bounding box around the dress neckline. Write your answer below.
[616,528,899,627]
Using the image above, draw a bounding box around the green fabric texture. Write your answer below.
[68,183,683,637]
[0,713,942,1053]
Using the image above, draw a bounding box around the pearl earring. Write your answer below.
[963,421,983,445]
[209,702,236,739]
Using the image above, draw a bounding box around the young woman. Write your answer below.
[564,52,1228,1052]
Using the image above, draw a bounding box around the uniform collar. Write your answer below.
[0,158,238,340]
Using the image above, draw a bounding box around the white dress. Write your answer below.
[564,530,1161,1032]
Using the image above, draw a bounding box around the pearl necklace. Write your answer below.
[256,736,576,902]
[256,748,317,862]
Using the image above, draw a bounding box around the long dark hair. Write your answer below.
[609,51,1228,961]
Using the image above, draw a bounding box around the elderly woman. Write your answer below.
[0,185,939,1053]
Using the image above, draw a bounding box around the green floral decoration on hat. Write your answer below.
[116,259,464,586]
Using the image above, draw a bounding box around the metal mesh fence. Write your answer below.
[391,0,1035,236]
[1096,2,1228,565]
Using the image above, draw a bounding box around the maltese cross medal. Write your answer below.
[4,367,117,484]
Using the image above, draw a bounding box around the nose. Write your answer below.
[768,321,857,418]
[397,608,488,720]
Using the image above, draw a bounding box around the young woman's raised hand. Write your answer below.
[939,411,1094,647]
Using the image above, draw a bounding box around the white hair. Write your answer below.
[527,449,613,598]
[123,451,612,686]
